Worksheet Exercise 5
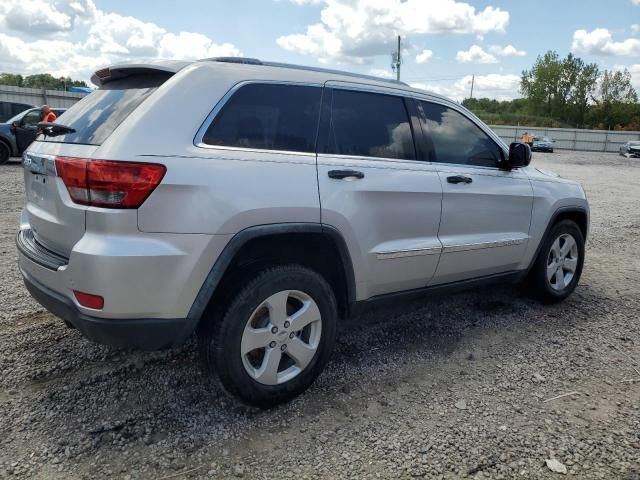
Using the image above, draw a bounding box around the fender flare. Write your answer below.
[525,205,589,274]
[175,223,356,342]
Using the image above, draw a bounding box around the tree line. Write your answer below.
[0,73,88,91]
[462,51,639,130]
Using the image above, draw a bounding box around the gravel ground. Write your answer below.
[1,151,639,480]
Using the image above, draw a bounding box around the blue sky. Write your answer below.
[1,0,639,100]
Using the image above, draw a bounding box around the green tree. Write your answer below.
[0,73,89,90]
[0,73,25,87]
[590,69,639,129]
[521,51,563,117]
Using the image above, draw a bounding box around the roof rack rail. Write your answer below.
[204,57,263,65]
[201,57,408,86]
[262,61,408,86]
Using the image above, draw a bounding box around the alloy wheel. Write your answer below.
[546,233,579,291]
[240,290,322,385]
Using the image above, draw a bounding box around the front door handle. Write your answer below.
[328,170,365,180]
[447,175,472,184]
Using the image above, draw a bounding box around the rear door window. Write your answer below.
[44,73,171,145]
[324,89,416,160]
[202,83,322,153]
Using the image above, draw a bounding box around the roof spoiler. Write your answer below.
[91,60,190,87]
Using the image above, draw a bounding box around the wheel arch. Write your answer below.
[0,135,15,159]
[525,206,589,274]
[179,223,356,340]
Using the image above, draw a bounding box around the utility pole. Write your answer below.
[391,35,402,81]
[469,74,475,100]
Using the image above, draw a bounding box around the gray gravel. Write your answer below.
[1,151,639,479]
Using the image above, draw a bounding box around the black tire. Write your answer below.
[0,141,10,165]
[525,220,585,303]
[198,265,337,408]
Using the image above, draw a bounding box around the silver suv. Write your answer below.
[17,58,589,406]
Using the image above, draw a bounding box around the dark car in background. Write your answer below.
[619,141,640,157]
[0,107,66,164]
[0,101,35,123]
[532,135,555,153]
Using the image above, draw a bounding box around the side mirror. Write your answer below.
[503,142,532,170]
[10,122,18,134]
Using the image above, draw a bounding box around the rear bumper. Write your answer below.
[21,268,189,350]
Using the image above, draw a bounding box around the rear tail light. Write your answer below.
[74,290,104,310]
[55,157,166,209]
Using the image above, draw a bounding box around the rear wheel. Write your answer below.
[526,220,584,303]
[198,265,337,407]
[0,142,10,165]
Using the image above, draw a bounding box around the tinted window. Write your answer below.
[43,73,170,145]
[22,110,42,126]
[0,102,33,122]
[326,90,415,160]
[202,84,322,153]
[420,101,502,168]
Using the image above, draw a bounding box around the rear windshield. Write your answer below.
[43,73,171,145]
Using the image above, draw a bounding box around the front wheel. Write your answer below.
[0,142,10,165]
[198,265,337,407]
[525,220,585,303]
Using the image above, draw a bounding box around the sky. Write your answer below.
[0,0,639,101]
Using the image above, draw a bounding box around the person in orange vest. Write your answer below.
[41,105,57,123]
[521,132,534,146]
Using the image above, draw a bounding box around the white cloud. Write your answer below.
[488,44,526,57]
[410,73,520,101]
[456,45,498,64]
[368,68,394,79]
[276,0,509,64]
[416,49,433,64]
[631,24,640,35]
[0,0,241,82]
[0,0,96,34]
[632,0,640,5]
[571,28,640,56]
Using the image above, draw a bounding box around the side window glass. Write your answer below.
[22,111,41,127]
[420,101,502,168]
[327,89,416,160]
[202,83,322,153]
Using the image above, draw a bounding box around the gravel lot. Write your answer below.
[1,151,639,479]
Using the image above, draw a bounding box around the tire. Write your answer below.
[526,220,585,303]
[198,265,337,407]
[0,141,10,165]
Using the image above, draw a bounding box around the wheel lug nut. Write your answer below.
[271,326,278,334]
[284,321,290,328]
[281,344,287,351]
[289,332,295,339]
[269,341,276,348]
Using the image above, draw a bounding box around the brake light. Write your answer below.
[74,290,104,310]
[55,157,166,208]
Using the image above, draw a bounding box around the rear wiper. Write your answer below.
[37,122,76,137]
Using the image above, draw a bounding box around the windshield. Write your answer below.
[535,136,552,142]
[629,141,640,146]
[43,73,171,145]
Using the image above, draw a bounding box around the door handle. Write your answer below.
[447,175,472,184]
[328,170,365,180]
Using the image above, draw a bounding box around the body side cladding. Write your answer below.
[351,271,523,315]
[179,223,357,341]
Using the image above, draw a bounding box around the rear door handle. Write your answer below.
[447,175,472,184]
[328,170,365,180]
